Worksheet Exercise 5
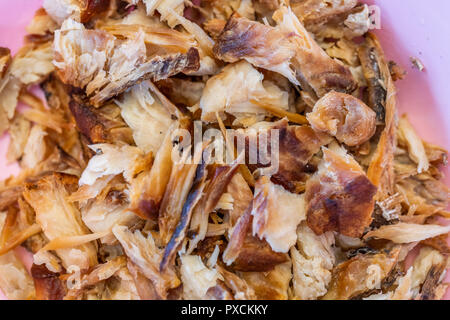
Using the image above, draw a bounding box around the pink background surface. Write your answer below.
[0,0,449,299]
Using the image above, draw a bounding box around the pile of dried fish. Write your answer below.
[0,0,448,300]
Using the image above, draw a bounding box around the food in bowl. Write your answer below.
[0,0,448,300]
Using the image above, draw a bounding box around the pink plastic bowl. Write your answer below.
[0,0,448,300]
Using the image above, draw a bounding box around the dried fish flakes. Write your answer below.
[0,0,447,300]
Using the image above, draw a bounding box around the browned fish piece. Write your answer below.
[307,91,377,147]
[23,173,98,271]
[0,186,22,212]
[54,21,200,107]
[223,204,287,272]
[162,156,242,271]
[127,261,161,300]
[0,47,11,77]
[130,128,175,221]
[79,0,111,23]
[306,146,377,237]
[69,100,117,144]
[214,14,297,84]
[420,263,447,300]
[291,0,358,27]
[159,153,202,245]
[112,225,180,299]
[214,8,356,98]
[44,0,111,24]
[216,266,256,300]
[90,48,200,107]
[239,261,292,300]
[31,263,65,300]
[241,120,331,192]
[362,33,398,199]
[323,247,400,300]
[421,234,450,256]
[203,19,227,39]
[204,281,234,300]
[226,173,253,226]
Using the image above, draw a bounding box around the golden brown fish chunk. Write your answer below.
[364,34,398,199]
[239,261,292,300]
[0,186,23,212]
[130,127,175,220]
[358,35,389,124]
[159,153,201,245]
[203,19,227,39]
[23,173,98,271]
[213,15,298,85]
[69,99,125,144]
[396,174,449,216]
[418,258,448,300]
[223,204,287,272]
[421,234,450,256]
[323,247,400,300]
[307,91,376,147]
[0,47,11,77]
[291,0,358,27]
[156,78,205,107]
[185,154,244,257]
[79,0,110,23]
[223,173,288,272]
[253,0,281,13]
[273,6,356,97]
[226,173,253,226]
[306,146,377,237]
[240,120,331,192]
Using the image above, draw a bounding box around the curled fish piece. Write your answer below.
[307,91,376,147]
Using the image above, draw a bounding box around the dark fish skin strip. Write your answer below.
[160,156,242,272]
[213,14,259,62]
[420,264,447,300]
[358,44,387,124]
[80,0,110,23]
[160,162,207,272]
[136,199,160,221]
[90,48,200,107]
